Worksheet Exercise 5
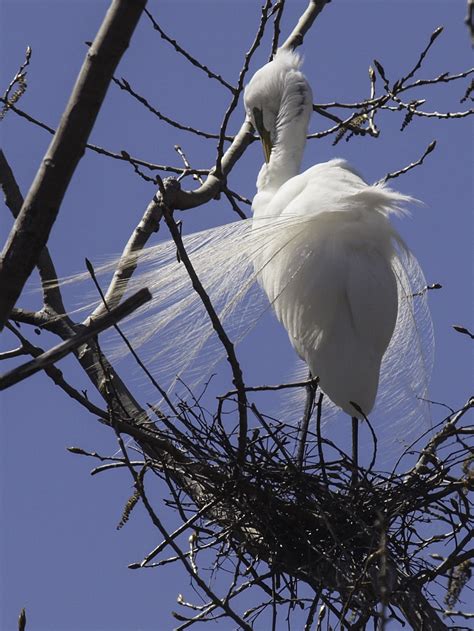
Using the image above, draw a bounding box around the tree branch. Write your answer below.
[0,288,151,389]
[0,0,147,329]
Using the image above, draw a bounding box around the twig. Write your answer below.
[0,289,151,389]
[214,0,273,178]
[0,149,66,312]
[18,608,26,631]
[398,27,444,87]
[378,140,437,184]
[366,66,378,136]
[270,1,285,59]
[0,101,208,175]
[89,193,164,319]
[0,346,27,360]
[85,258,180,418]
[226,188,252,206]
[412,283,443,298]
[250,404,296,470]
[4,323,109,419]
[115,434,254,631]
[223,189,247,219]
[411,399,474,475]
[219,376,319,399]
[144,9,235,93]
[175,145,204,184]
[113,77,233,140]
[1,46,31,121]
[304,592,320,631]
[162,208,248,464]
[119,150,163,186]
[138,499,219,567]
[453,325,474,340]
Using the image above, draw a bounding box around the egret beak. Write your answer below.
[252,107,273,163]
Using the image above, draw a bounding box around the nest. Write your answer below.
[86,386,474,630]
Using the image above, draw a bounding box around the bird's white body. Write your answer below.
[252,159,403,416]
[245,49,417,416]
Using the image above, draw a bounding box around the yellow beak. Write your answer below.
[253,107,273,163]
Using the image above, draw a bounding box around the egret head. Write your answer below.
[244,48,313,163]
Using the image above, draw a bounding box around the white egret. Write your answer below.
[244,49,399,418]
[242,48,432,463]
[64,49,432,458]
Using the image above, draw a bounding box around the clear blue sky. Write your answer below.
[1,1,472,629]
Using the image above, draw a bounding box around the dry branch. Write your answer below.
[0,288,151,390]
[0,0,147,329]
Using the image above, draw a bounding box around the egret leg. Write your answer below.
[297,372,317,468]
[351,416,359,488]
[315,392,329,486]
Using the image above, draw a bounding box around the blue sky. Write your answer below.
[1,1,473,629]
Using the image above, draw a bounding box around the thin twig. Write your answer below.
[4,323,109,419]
[0,149,66,312]
[0,99,207,177]
[378,140,437,184]
[270,1,286,59]
[115,434,254,631]
[113,77,233,141]
[1,46,31,120]
[138,499,219,568]
[0,289,151,389]
[162,207,248,464]
[144,9,235,93]
[214,0,273,178]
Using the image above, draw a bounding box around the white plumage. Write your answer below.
[244,49,426,417]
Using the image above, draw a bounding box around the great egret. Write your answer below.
[245,48,402,418]
[242,48,433,463]
[63,49,432,457]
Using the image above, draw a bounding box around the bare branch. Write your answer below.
[398,26,444,87]
[0,148,66,312]
[162,207,248,464]
[113,76,233,141]
[0,46,31,121]
[0,0,147,329]
[378,140,437,184]
[411,399,474,475]
[0,99,208,176]
[281,0,330,51]
[214,0,273,178]
[270,1,286,59]
[144,8,235,93]
[0,288,151,390]
[5,323,109,419]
